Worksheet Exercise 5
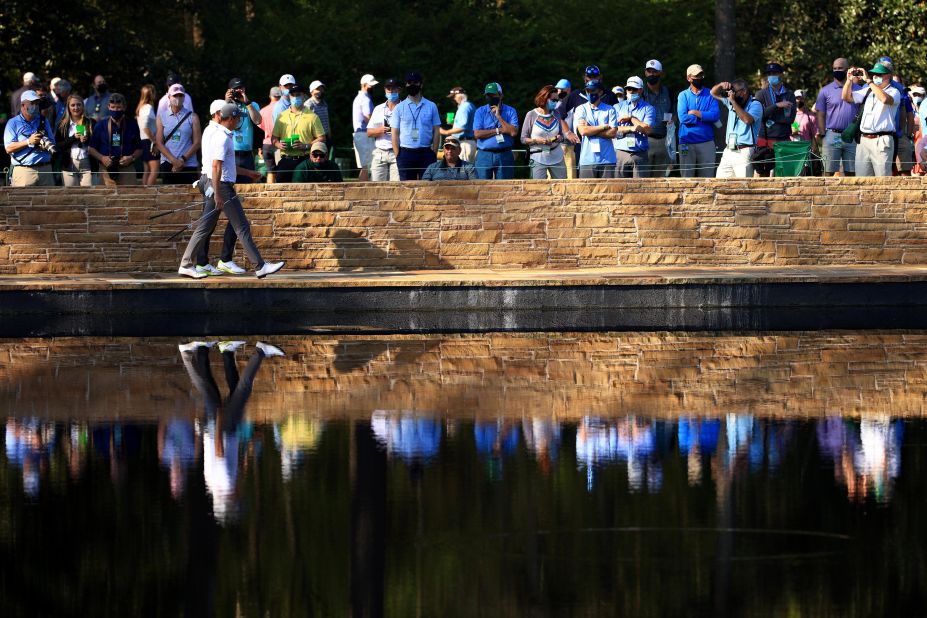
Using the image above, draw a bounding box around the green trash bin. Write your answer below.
[773,140,811,177]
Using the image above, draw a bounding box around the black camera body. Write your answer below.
[35,130,57,155]
[231,89,245,102]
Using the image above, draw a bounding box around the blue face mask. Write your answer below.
[587,92,600,104]
[546,100,557,111]
[291,97,304,108]
[872,76,884,86]
[386,92,399,102]
[281,88,290,97]
[628,93,640,103]
[767,75,780,86]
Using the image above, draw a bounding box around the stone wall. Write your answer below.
[2,332,925,421]
[1,177,927,273]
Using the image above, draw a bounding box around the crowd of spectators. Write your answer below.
[3,55,924,187]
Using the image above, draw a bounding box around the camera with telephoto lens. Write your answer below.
[35,131,57,155]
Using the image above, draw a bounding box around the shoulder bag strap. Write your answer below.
[164,111,192,142]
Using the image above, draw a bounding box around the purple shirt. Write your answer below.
[815,80,861,132]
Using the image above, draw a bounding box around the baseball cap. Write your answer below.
[585,79,603,91]
[219,103,243,119]
[209,99,226,115]
[360,74,378,86]
[584,65,601,77]
[309,80,324,92]
[645,59,663,72]
[279,73,296,86]
[765,62,784,74]
[19,90,40,103]
[447,86,466,98]
[555,79,571,89]
[910,86,926,96]
[228,77,245,89]
[166,72,182,87]
[611,86,625,95]
[794,89,805,98]
[384,77,401,88]
[870,63,892,75]
[406,71,423,83]
[625,76,644,89]
[22,72,38,85]
[108,93,126,105]
[270,86,282,98]
[484,82,502,95]
[168,83,186,96]
[878,55,894,71]
[686,64,705,77]
[444,137,461,148]
[310,142,328,154]
[289,83,305,95]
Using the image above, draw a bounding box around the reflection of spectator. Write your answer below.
[158,417,199,499]
[274,415,325,481]
[474,421,519,456]
[816,417,903,503]
[5,418,55,497]
[576,416,619,491]
[521,418,561,474]
[371,411,442,462]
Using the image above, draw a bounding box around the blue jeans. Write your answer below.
[475,149,515,180]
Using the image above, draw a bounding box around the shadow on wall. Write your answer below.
[330,229,451,271]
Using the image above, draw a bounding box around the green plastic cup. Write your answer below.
[446,112,455,124]
[75,124,86,135]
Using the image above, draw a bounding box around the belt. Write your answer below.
[736,144,755,149]
[649,134,667,140]
[861,132,894,138]
[376,147,393,152]
[354,129,367,133]
[826,128,846,133]
[18,162,51,169]
[478,148,513,153]
[280,154,308,160]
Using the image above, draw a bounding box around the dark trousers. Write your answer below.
[181,345,266,426]
[396,147,436,181]
[159,162,200,185]
[261,144,277,172]
[181,176,262,269]
[234,150,255,183]
[275,155,307,183]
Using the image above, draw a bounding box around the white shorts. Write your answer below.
[353,132,375,168]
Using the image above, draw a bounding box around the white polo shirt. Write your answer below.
[368,102,397,150]
[852,84,900,134]
[201,120,236,182]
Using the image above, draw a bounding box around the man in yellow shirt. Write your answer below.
[271,83,325,182]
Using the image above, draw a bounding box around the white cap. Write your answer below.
[911,86,926,96]
[20,90,40,103]
[686,64,705,77]
[278,73,296,86]
[22,72,38,85]
[209,99,226,115]
[794,89,805,98]
[309,80,325,92]
[645,59,663,72]
[611,86,625,94]
[360,73,378,86]
[626,76,644,89]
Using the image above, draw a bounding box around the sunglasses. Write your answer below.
[310,152,326,158]
[443,144,459,150]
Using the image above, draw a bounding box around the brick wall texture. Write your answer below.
[2,177,927,274]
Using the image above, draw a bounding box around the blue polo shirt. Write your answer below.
[614,99,656,152]
[89,116,142,158]
[891,79,911,138]
[723,97,763,146]
[473,102,519,150]
[453,100,476,139]
[677,87,720,144]
[393,96,441,149]
[3,113,54,166]
[575,102,618,165]
[272,97,290,125]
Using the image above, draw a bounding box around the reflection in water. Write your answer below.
[3,334,927,615]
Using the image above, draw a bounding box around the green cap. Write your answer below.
[484,82,502,95]
[869,63,892,75]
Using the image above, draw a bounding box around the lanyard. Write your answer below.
[107,117,124,156]
[406,99,424,126]
[286,109,303,137]
[584,104,601,127]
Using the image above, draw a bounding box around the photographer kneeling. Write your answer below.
[3,90,56,186]
[89,93,143,186]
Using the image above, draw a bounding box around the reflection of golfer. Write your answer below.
[177,102,283,280]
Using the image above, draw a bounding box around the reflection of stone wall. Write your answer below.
[2,332,926,420]
[2,178,927,273]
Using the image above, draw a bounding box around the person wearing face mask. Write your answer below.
[259,87,282,183]
[710,79,763,178]
[676,64,720,177]
[575,79,618,178]
[155,83,202,185]
[753,62,797,175]
[472,82,519,180]
[157,72,194,116]
[842,63,901,177]
[391,71,442,181]
[179,103,281,279]
[790,90,819,142]
[613,76,656,178]
[352,74,378,181]
[306,80,331,142]
[271,84,326,183]
[642,59,675,177]
[814,57,862,177]
[367,78,403,181]
[88,93,143,186]
[558,66,617,177]
[224,78,263,181]
[4,90,55,186]
[910,85,925,135]
[272,74,297,125]
[552,79,580,178]
[913,86,927,176]
[440,87,477,163]
[84,75,113,123]
[520,85,569,179]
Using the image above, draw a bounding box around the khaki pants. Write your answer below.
[11,164,54,187]
[562,144,576,179]
[459,139,477,164]
[856,135,893,177]
[102,164,139,186]
[370,148,399,182]
[61,158,92,187]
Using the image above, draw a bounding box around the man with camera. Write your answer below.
[815,58,862,177]
[711,79,763,178]
[225,78,263,181]
[4,90,56,186]
[842,63,901,177]
[88,93,143,186]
